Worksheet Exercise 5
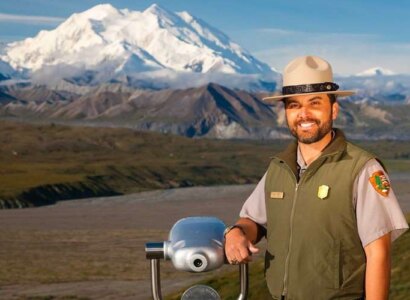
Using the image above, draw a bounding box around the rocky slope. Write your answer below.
[1,82,409,140]
[0,83,289,139]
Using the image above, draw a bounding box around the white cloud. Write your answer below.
[0,13,64,25]
[254,27,378,41]
[236,28,410,75]
[254,28,298,36]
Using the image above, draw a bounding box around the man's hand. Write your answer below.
[224,220,260,264]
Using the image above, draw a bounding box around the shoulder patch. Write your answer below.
[369,170,390,197]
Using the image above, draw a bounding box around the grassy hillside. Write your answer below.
[0,120,286,207]
[166,214,410,300]
[390,213,410,299]
[1,120,410,207]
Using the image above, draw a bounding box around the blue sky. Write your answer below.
[0,0,409,75]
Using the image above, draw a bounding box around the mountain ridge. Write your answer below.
[0,4,409,98]
[1,3,277,91]
[1,82,409,140]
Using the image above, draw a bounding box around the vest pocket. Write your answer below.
[314,239,342,290]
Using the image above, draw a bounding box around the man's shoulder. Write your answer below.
[345,140,376,159]
[343,140,381,176]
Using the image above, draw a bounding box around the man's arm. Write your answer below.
[224,217,262,264]
[364,232,391,300]
[226,172,268,264]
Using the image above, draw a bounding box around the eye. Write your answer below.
[286,102,299,109]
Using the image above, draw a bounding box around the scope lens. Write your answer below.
[193,259,203,268]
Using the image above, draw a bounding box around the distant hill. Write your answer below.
[1,119,409,208]
[1,82,409,140]
[0,119,289,208]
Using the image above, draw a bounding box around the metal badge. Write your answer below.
[317,185,330,200]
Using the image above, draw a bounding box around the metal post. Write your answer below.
[150,259,163,300]
[237,263,248,300]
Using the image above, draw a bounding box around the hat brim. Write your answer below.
[262,90,355,105]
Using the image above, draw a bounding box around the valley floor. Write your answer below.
[0,185,256,300]
[0,176,409,300]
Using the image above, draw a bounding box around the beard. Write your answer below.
[288,114,333,144]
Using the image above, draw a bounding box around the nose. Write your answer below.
[297,106,310,119]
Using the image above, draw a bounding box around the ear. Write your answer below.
[332,102,339,120]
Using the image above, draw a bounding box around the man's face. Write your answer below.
[284,94,339,144]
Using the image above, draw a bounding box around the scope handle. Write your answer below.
[237,263,249,300]
[149,258,162,300]
[145,242,248,300]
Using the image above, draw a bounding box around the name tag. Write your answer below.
[270,191,284,199]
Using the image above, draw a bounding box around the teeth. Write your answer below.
[299,122,315,128]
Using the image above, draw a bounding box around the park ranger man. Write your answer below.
[224,55,409,299]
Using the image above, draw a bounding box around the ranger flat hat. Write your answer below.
[263,55,355,104]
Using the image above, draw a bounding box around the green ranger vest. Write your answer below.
[264,129,374,300]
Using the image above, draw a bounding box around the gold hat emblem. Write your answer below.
[318,185,330,200]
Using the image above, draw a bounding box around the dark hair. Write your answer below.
[328,94,337,104]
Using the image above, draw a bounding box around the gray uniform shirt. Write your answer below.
[240,149,409,247]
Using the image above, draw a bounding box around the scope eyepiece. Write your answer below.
[194,259,203,268]
[188,253,208,272]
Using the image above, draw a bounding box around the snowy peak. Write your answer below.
[144,3,169,14]
[81,3,122,20]
[142,3,181,30]
[143,3,177,21]
[1,2,275,86]
[356,67,395,77]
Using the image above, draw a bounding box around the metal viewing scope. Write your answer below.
[145,216,248,300]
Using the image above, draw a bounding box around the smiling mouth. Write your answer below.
[297,121,317,129]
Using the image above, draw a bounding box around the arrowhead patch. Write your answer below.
[369,170,390,197]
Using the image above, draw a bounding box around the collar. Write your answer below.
[296,130,336,168]
[275,128,347,178]
[296,146,307,170]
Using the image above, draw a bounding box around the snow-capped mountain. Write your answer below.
[1,3,277,90]
[0,59,16,81]
[356,67,395,77]
[336,73,410,104]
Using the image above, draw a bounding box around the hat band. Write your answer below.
[282,82,339,95]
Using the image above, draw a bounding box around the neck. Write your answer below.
[299,131,333,165]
